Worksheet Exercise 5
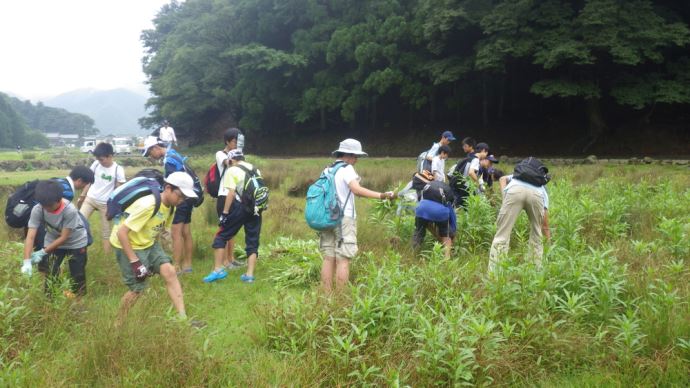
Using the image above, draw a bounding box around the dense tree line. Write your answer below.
[0,93,48,148]
[7,96,99,137]
[141,0,690,152]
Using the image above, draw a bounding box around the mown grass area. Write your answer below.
[0,158,688,386]
[0,148,87,161]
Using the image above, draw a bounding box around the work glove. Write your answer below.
[21,259,32,276]
[218,213,230,226]
[30,248,47,264]
[130,260,150,281]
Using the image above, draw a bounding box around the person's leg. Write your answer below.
[96,202,112,255]
[524,191,545,268]
[335,259,350,291]
[319,229,337,293]
[412,217,427,250]
[436,221,452,259]
[171,223,184,269]
[45,250,66,295]
[242,214,261,280]
[334,217,358,291]
[224,239,236,267]
[67,247,88,296]
[116,291,141,326]
[206,203,243,282]
[79,197,96,218]
[488,188,526,273]
[159,263,186,317]
[181,223,193,270]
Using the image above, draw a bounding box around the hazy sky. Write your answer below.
[0,0,173,101]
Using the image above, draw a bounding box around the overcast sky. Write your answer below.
[0,0,173,101]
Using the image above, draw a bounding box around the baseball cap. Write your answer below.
[164,172,198,198]
[475,142,489,152]
[442,131,456,141]
[487,154,499,163]
[142,136,165,156]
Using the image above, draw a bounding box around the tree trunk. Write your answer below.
[482,75,489,128]
[582,97,607,153]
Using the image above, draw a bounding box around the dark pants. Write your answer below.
[172,200,194,224]
[38,247,88,296]
[413,217,453,248]
[212,200,262,256]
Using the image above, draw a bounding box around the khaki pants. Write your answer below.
[80,196,111,240]
[489,185,544,272]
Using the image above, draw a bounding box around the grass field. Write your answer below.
[0,156,689,386]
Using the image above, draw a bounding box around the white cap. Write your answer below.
[332,138,368,157]
[142,136,165,156]
[164,172,198,198]
[227,148,244,160]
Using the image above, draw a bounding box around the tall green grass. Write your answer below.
[0,160,688,386]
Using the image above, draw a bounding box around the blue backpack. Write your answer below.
[106,177,163,221]
[305,161,351,231]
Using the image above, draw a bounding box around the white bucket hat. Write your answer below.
[332,138,368,157]
[164,172,198,198]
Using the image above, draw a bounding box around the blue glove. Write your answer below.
[30,249,47,264]
[21,259,32,276]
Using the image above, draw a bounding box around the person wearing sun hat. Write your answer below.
[319,138,395,293]
[111,171,197,325]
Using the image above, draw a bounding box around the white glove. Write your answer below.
[30,248,47,264]
[21,259,32,276]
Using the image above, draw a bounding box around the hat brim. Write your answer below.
[179,187,198,199]
[332,149,368,157]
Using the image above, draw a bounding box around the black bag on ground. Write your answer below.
[5,180,39,228]
[421,181,455,206]
[513,157,550,186]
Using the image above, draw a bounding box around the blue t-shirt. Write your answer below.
[164,149,186,177]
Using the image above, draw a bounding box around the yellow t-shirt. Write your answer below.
[109,195,173,250]
[222,161,255,196]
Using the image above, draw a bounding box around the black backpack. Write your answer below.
[236,164,269,215]
[448,155,475,190]
[421,180,455,206]
[5,180,40,228]
[513,157,550,186]
[135,168,166,187]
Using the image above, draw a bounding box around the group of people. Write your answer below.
[18,126,260,324]
[15,125,551,323]
[405,131,551,269]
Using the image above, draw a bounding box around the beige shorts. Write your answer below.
[319,216,358,260]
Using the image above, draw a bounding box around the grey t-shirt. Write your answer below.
[27,201,88,249]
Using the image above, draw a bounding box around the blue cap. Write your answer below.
[442,131,456,141]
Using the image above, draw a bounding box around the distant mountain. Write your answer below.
[44,88,148,136]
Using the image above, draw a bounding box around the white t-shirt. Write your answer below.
[426,142,440,158]
[87,161,126,204]
[323,162,359,219]
[464,158,480,177]
[159,126,177,143]
[215,150,230,197]
[431,156,446,182]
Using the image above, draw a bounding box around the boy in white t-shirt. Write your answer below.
[79,142,126,255]
[431,145,450,182]
[319,139,395,293]
[214,128,245,270]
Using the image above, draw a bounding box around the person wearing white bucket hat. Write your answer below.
[320,138,395,293]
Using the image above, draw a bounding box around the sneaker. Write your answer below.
[226,261,246,270]
[203,269,228,283]
[240,274,255,283]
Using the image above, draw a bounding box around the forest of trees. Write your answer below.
[0,94,48,148]
[7,96,99,138]
[0,92,100,148]
[141,0,690,154]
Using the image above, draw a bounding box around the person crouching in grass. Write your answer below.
[111,172,197,324]
[21,180,90,297]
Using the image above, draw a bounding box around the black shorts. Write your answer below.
[172,200,194,224]
[212,200,262,256]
